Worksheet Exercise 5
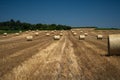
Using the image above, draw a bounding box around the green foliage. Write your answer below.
[72,26,97,28]
[0,30,22,34]
[95,28,120,30]
[0,19,71,31]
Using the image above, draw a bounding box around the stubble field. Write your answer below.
[0,29,120,80]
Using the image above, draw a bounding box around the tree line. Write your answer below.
[0,19,71,30]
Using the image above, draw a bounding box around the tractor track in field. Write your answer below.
[0,33,54,78]
[68,31,120,80]
[0,32,82,80]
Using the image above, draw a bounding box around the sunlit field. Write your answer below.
[0,28,120,80]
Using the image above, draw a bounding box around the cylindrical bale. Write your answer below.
[26,31,29,33]
[84,33,88,36]
[79,35,85,40]
[51,31,54,34]
[45,31,48,33]
[32,31,35,33]
[60,33,63,36]
[60,31,63,33]
[97,35,103,40]
[19,31,22,33]
[46,33,50,36]
[71,31,74,33]
[36,29,39,31]
[73,32,77,36]
[53,35,60,40]
[108,34,120,55]
[15,33,19,36]
[35,32,39,36]
[3,33,7,36]
[26,36,33,41]
[80,31,83,33]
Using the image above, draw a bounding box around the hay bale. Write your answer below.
[97,35,103,40]
[26,31,29,33]
[108,34,120,55]
[60,33,63,36]
[46,33,50,36]
[84,33,88,36]
[15,33,19,36]
[3,33,7,36]
[28,30,31,32]
[71,31,74,33]
[79,35,85,40]
[32,31,35,33]
[60,31,63,33]
[80,31,83,33]
[53,35,60,40]
[36,29,39,31]
[26,36,33,41]
[35,32,39,36]
[73,32,77,36]
[45,31,48,33]
[19,31,22,33]
[51,31,54,33]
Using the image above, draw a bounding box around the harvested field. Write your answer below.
[0,29,120,80]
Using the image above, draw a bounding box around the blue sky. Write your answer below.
[0,0,120,28]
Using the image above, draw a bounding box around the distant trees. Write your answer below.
[0,19,71,30]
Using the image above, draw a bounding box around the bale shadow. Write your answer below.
[100,53,120,57]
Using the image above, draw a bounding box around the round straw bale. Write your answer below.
[108,34,120,55]
[19,31,22,33]
[46,33,50,36]
[97,35,103,40]
[53,35,60,40]
[26,31,29,33]
[3,33,7,36]
[71,31,74,33]
[51,31,54,33]
[28,30,31,32]
[35,32,39,36]
[84,33,88,36]
[73,32,77,36]
[60,33,63,36]
[60,31,63,33]
[26,36,33,41]
[32,31,35,33]
[80,31,83,33]
[45,31,48,33]
[36,29,39,31]
[79,35,85,40]
[15,33,19,36]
